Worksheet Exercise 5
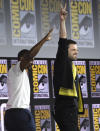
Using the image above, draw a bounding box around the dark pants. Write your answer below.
[54,97,79,131]
[4,108,36,131]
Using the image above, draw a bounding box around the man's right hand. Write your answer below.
[60,4,68,21]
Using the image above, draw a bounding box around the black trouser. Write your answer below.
[4,108,36,131]
[54,97,79,131]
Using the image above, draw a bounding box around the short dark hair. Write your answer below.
[18,49,30,61]
[67,39,77,47]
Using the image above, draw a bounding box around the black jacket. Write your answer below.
[53,38,73,97]
[53,38,84,114]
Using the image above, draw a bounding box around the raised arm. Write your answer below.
[60,4,68,38]
[20,29,53,71]
[29,29,53,57]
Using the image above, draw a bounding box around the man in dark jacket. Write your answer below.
[53,4,84,131]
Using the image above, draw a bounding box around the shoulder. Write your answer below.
[58,38,68,44]
[9,61,22,75]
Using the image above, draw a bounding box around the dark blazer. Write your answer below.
[53,38,73,97]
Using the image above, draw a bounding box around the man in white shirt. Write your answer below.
[4,29,53,131]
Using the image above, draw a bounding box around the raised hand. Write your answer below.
[45,28,53,41]
[60,3,68,21]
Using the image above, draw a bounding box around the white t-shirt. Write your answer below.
[6,62,30,109]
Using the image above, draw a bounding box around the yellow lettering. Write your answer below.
[78,2,91,15]
[11,0,20,37]
[38,65,47,74]
[90,66,96,92]
[49,0,61,12]
[35,110,41,130]
[11,0,19,5]
[41,0,50,35]
[93,108,99,130]
[76,65,85,74]
[40,110,50,119]
[32,65,39,93]
[71,2,79,40]
[20,0,34,11]
[0,65,7,73]
[95,66,100,74]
